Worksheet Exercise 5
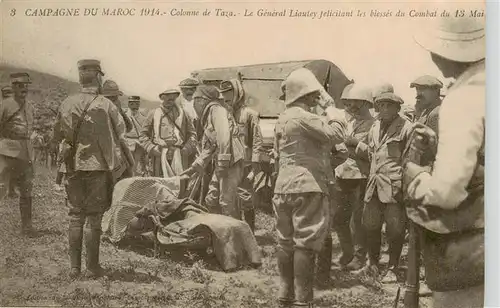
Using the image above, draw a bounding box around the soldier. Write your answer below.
[102,80,134,133]
[102,80,135,181]
[330,84,375,272]
[405,16,485,308]
[124,96,148,176]
[371,83,394,117]
[54,59,133,278]
[139,88,197,183]
[180,85,245,219]
[0,73,35,235]
[178,77,199,122]
[372,83,394,100]
[411,75,442,131]
[219,79,266,232]
[358,92,413,281]
[273,68,345,307]
[3,85,20,198]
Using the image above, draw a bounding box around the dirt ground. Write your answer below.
[0,165,432,308]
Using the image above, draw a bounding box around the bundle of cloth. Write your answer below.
[102,176,262,271]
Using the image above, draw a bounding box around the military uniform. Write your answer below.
[219,79,266,231]
[330,84,374,271]
[54,59,129,277]
[139,89,197,182]
[358,93,413,271]
[273,68,345,307]
[407,16,485,308]
[123,96,148,176]
[190,86,245,219]
[101,80,134,181]
[0,73,35,234]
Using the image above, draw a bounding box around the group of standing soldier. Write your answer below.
[272,16,484,308]
[0,15,484,308]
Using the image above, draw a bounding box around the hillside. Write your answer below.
[0,65,160,131]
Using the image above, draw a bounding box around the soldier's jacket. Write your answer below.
[334,109,374,179]
[358,115,413,204]
[233,106,265,163]
[192,101,245,172]
[139,104,197,159]
[53,87,127,172]
[125,108,147,152]
[0,97,35,161]
[273,106,345,195]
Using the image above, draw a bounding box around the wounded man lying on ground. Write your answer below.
[101,176,262,272]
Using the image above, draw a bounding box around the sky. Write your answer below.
[0,0,483,104]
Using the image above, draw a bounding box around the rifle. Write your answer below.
[401,128,430,308]
[403,220,420,308]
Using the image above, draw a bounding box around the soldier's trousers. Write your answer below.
[65,171,110,270]
[362,197,406,267]
[273,192,330,253]
[205,161,244,219]
[0,155,33,201]
[332,178,367,260]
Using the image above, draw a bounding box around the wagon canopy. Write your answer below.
[191,59,353,117]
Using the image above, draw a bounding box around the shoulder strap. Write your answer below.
[67,95,98,170]
[0,103,25,135]
[163,108,186,141]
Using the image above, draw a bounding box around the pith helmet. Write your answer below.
[414,16,485,63]
[284,68,322,106]
[101,80,123,96]
[341,83,373,104]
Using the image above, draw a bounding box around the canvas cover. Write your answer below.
[192,59,353,117]
[102,176,262,271]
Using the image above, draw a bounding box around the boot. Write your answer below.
[335,225,354,267]
[19,197,34,235]
[315,235,332,288]
[277,247,295,305]
[244,209,255,233]
[84,215,104,278]
[344,255,366,271]
[294,249,316,306]
[68,217,84,278]
[365,230,381,268]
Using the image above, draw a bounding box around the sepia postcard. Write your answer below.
[0,0,494,307]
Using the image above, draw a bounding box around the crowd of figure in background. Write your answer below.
[0,15,485,308]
